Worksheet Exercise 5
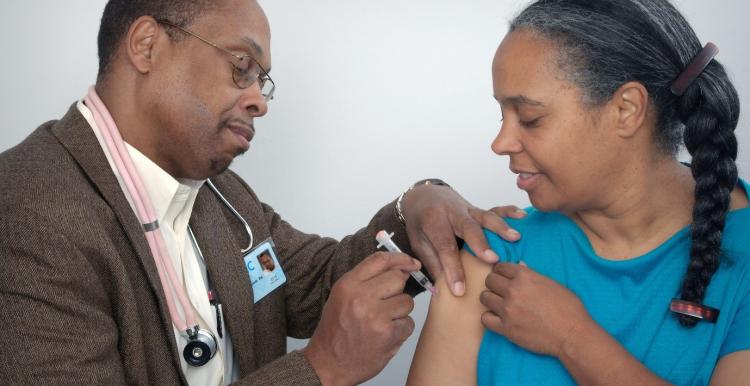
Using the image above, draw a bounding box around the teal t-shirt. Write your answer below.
[477,181,750,386]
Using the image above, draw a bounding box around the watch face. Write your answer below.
[418,178,449,187]
[397,179,451,225]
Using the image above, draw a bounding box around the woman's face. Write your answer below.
[491,30,624,213]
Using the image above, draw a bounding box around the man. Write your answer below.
[258,253,275,274]
[0,1,522,385]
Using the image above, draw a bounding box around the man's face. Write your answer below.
[144,0,272,179]
[259,253,274,270]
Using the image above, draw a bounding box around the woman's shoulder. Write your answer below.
[721,209,750,269]
[723,177,750,265]
[483,208,571,243]
[480,208,575,262]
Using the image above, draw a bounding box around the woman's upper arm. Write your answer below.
[407,249,494,386]
[710,350,750,385]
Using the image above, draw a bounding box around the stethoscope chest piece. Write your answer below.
[183,327,218,367]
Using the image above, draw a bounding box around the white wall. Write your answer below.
[1,1,748,385]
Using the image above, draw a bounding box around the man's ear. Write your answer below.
[125,16,160,74]
[609,81,650,139]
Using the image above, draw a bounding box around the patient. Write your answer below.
[407,0,750,384]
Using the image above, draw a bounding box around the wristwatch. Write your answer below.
[395,178,451,225]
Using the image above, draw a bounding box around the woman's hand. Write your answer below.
[480,261,593,357]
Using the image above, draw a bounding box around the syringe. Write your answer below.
[375,230,437,295]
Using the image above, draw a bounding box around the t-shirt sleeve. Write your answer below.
[717,178,750,358]
[719,279,750,357]
[464,227,523,264]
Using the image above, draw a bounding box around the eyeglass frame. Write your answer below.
[155,18,275,101]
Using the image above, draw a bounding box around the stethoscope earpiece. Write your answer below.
[183,327,218,367]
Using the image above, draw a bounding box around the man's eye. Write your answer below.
[237,58,257,72]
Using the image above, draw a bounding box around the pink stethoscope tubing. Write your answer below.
[84,86,197,334]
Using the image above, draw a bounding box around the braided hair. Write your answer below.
[511,0,740,326]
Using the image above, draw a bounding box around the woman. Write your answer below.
[407,0,749,384]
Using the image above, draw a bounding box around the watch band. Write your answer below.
[395,178,451,225]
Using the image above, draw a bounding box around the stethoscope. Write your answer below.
[85,87,253,367]
[181,180,254,367]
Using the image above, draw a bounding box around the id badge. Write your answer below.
[243,238,287,303]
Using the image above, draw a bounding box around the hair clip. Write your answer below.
[670,42,719,96]
[670,299,719,323]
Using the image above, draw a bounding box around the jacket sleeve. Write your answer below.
[233,350,322,386]
[222,171,426,340]
[0,209,128,385]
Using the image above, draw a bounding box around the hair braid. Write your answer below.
[676,63,739,326]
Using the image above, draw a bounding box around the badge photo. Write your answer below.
[243,238,287,303]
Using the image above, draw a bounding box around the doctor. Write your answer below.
[0,0,523,385]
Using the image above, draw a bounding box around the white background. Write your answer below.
[1,1,748,384]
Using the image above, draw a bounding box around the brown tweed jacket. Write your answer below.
[0,104,414,385]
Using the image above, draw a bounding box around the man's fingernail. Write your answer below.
[483,249,499,262]
[508,229,521,238]
[453,281,466,296]
[514,209,528,217]
[412,258,421,268]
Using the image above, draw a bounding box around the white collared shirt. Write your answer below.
[78,100,239,385]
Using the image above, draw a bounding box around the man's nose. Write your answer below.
[239,81,269,118]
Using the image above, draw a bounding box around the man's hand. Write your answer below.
[400,183,526,296]
[304,252,420,386]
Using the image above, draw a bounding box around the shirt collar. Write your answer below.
[77,99,205,229]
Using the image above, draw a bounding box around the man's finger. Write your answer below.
[493,262,522,279]
[367,269,412,299]
[391,316,416,345]
[421,218,466,296]
[457,211,499,264]
[408,233,443,279]
[354,252,418,281]
[481,311,505,335]
[490,205,527,219]
[382,293,415,320]
[439,251,466,297]
[470,207,522,244]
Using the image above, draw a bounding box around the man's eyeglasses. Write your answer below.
[156,19,275,101]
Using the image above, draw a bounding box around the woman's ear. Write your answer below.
[610,81,650,139]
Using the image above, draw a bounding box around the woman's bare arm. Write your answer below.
[406,249,493,386]
[710,350,750,386]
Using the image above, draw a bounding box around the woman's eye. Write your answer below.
[519,117,541,128]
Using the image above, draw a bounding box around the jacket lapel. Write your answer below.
[190,187,258,373]
[51,103,185,376]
